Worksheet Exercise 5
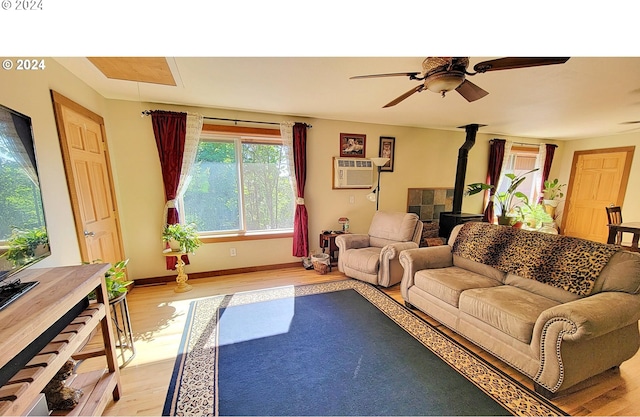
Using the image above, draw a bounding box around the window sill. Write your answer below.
[200,231,294,243]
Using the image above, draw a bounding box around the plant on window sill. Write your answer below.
[513,193,553,230]
[466,168,539,226]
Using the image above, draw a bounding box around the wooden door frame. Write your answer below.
[560,146,635,234]
[50,90,125,263]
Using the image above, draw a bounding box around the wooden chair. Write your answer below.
[606,206,623,244]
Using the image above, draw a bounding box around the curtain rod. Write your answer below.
[141,111,312,128]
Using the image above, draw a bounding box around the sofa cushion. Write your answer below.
[341,247,381,275]
[453,255,507,284]
[591,251,640,295]
[505,273,580,304]
[369,212,419,247]
[414,267,502,308]
[459,286,560,344]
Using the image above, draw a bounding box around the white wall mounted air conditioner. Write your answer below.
[332,157,374,189]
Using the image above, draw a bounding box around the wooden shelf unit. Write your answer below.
[0,264,121,416]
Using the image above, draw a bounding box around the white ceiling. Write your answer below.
[54,57,640,140]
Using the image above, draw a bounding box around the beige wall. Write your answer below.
[554,133,640,225]
[0,59,108,268]
[4,60,635,282]
[102,100,557,279]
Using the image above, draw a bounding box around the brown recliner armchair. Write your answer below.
[335,212,423,287]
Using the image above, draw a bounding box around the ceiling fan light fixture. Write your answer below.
[424,71,465,96]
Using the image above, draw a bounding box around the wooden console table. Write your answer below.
[0,264,121,416]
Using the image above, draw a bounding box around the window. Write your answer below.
[180,131,294,236]
[496,145,544,209]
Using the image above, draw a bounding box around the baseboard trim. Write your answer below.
[134,261,302,287]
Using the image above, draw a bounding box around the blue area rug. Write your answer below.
[163,280,566,416]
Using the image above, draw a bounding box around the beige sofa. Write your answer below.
[399,221,640,397]
[336,211,422,287]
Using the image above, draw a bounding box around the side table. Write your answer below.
[319,232,347,269]
[163,250,193,293]
[109,293,136,368]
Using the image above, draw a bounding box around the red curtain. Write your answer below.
[541,143,557,191]
[151,110,189,269]
[483,139,506,223]
[292,123,309,257]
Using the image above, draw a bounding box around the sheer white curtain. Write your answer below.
[280,121,297,199]
[166,112,203,225]
[532,145,546,203]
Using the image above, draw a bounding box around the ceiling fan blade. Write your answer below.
[351,72,421,80]
[383,85,424,108]
[473,57,570,73]
[455,80,489,102]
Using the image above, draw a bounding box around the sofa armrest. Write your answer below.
[380,241,419,261]
[335,234,370,272]
[534,292,640,344]
[335,233,370,251]
[533,292,640,392]
[377,242,419,287]
[399,246,453,300]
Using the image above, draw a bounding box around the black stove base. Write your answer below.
[439,212,484,240]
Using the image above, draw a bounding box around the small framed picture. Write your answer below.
[339,133,366,158]
[379,136,395,172]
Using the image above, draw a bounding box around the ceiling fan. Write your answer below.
[350,57,570,108]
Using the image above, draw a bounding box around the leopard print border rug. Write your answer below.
[163,280,566,416]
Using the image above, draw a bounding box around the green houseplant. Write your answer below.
[4,227,49,267]
[514,193,553,230]
[542,178,566,219]
[466,168,539,225]
[104,259,132,300]
[86,259,132,301]
[162,223,202,254]
[542,178,566,201]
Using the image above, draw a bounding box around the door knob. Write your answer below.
[84,230,95,237]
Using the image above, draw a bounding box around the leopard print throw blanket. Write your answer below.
[452,222,620,296]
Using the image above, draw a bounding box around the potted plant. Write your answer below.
[162,223,202,254]
[542,178,566,217]
[514,192,553,230]
[104,259,133,301]
[542,178,566,201]
[466,168,538,226]
[86,259,132,301]
[4,227,49,267]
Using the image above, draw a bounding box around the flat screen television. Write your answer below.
[0,104,50,310]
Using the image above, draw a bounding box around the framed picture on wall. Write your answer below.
[379,136,395,172]
[339,133,366,158]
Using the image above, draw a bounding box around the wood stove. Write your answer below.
[439,124,484,239]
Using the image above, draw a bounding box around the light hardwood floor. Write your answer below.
[80,267,640,416]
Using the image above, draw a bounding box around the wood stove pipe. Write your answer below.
[452,124,482,214]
